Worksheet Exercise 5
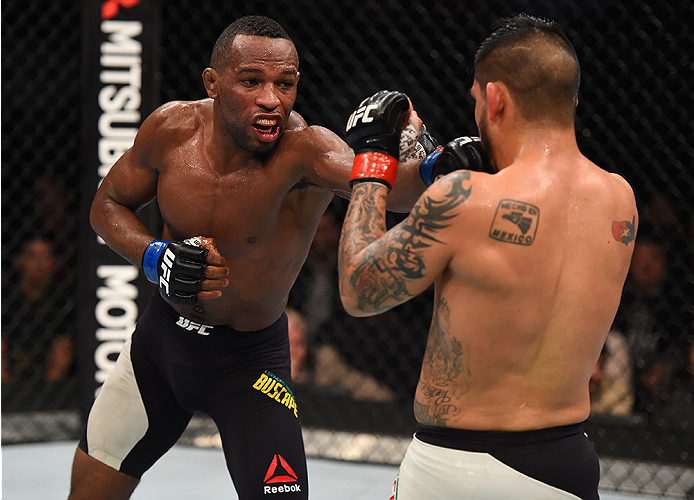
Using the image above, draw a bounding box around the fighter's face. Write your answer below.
[215,35,299,153]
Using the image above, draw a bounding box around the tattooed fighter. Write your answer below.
[338,14,637,500]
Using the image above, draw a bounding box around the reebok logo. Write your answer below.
[158,248,175,295]
[263,454,300,495]
[346,104,379,132]
[175,316,213,335]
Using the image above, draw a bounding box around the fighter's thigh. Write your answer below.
[79,336,192,478]
[212,373,307,499]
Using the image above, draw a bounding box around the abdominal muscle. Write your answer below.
[170,253,303,331]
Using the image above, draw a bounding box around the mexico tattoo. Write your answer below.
[489,199,540,245]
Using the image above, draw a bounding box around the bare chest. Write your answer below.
[155,145,332,262]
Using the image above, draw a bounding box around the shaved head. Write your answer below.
[211,15,295,71]
[474,14,580,126]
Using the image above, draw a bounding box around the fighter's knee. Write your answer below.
[68,447,139,500]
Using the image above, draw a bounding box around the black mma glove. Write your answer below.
[142,239,209,305]
[345,90,411,191]
[419,136,494,186]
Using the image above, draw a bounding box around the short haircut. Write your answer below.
[474,14,580,126]
[210,15,294,70]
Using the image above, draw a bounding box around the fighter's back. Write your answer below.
[416,151,637,431]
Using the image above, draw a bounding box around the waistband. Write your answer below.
[146,291,288,345]
[414,421,585,451]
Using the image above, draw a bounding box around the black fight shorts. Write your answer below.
[397,422,599,500]
[79,293,308,499]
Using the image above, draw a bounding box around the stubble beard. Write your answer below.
[478,110,496,171]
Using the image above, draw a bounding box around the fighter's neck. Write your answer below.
[206,116,268,174]
[493,126,578,171]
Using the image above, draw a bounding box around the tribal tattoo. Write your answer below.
[341,171,472,313]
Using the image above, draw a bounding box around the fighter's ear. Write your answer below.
[486,82,506,123]
[203,68,219,99]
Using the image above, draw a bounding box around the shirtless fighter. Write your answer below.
[338,14,638,500]
[67,15,492,500]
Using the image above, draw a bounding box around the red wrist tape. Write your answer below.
[349,152,399,190]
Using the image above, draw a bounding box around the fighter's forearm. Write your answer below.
[385,157,427,212]
[338,182,392,316]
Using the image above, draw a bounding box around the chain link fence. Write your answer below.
[2,1,82,415]
[2,0,693,496]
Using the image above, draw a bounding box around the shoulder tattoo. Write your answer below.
[612,215,636,245]
[489,199,540,245]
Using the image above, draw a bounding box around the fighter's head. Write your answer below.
[209,15,296,72]
[473,14,580,128]
[203,16,300,153]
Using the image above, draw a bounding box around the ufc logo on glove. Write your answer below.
[159,248,175,294]
[346,104,379,131]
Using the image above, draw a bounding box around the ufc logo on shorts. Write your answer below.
[159,248,175,294]
[176,316,214,335]
[346,104,378,132]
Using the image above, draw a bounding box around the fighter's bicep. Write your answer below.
[300,126,354,193]
[103,148,158,205]
[96,108,169,210]
[381,176,473,296]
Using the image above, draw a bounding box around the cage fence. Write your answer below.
[2,0,693,497]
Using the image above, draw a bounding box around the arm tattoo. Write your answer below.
[415,298,470,426]
[342,172,472,312]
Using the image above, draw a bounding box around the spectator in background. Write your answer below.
[1,234,75,382]
[613,232,692,418]
[289,205,429,401]
[31,173,75,283]
[589,330,634,416]
[33,174,71,235]
[286,307,396,402]
[655,340,694,430]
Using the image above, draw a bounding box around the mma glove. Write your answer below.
[345,90,411,191]
[419,136,494,186]
[416,124,440,156]
[142,239,209,305]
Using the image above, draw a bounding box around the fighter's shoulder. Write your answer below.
[607,171,636,205]
[424,168,491,211]
[582,164,637,213]
[287,110,308,131]
[139,99,208,138]
[282,113,350,154]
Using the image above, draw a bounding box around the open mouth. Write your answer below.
[252,117,281,142]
